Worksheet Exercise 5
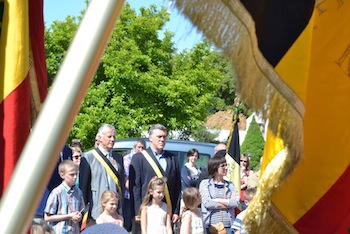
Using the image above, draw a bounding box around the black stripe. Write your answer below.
[227,119,240,164]
[240,0,315,67]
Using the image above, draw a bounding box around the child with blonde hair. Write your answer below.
[180,187,204,234]
[96,190,123,226]
[140,177,172,234]
[44,160,84,234]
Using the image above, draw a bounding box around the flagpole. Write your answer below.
[0,0,125,233]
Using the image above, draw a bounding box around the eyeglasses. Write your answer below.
[219,163,228,168]
[73,155,81,159]
[240,160,247,163]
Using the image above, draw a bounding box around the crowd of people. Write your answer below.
[31,123,259,234]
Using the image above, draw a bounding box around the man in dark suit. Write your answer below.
[79,124,124,224]
[129,124,181,234]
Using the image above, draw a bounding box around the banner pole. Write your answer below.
[0,0,125,233]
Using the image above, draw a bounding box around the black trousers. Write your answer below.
[123,198,133,232]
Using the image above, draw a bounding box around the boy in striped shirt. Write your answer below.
[232,188,256,234]
[45,160,84,233]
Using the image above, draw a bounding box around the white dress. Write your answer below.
[181,209,205,234]
[146,202,168,234]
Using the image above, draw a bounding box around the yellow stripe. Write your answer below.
[92,150,122,194]
[82,211,88,223]
[0,1,29,101]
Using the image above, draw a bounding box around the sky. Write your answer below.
[44,0,204,51]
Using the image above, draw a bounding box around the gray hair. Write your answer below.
[149,124,167,136]
[134,138,146,148]
[98,124,116,136]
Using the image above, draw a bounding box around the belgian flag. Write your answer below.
[0,0,47,196]
[80,202,90,231]
[175,0,350,233]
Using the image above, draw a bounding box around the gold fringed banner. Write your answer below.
[174,0,304,232]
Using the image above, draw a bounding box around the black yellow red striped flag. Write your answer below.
[80,202,90,231]
[0,0,47,196]
[175,0,349,233]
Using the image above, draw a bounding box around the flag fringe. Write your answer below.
[29,48,43,126]
[174,0,304,231]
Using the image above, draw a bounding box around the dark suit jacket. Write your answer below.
[36,145,72,216]
[129,148,181,217]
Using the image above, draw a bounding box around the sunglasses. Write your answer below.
[240,160,247,163]
[73,155,81,159]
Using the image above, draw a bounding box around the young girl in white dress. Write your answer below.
[140,177,172,234]
[180,187,205,234]
[96,190,123,226]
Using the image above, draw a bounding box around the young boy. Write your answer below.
[232,188,257,234]
[44,160,85,234]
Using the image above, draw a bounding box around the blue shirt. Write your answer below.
[151,147,167,172]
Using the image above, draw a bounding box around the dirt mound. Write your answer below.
[204,110,246,130]
[204,110,233,130]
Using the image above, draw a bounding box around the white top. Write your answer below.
[146,202,168,234]
[181,208,205,234]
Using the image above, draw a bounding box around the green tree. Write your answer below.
[191,126,220,143]
[240,116,265,170]
[45,16,80,86]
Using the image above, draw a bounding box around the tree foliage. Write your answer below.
[240,117,265,171]
[45,16,79,86]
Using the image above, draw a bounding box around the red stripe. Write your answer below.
[0,77,31,195]
[294,165,350,234]
[29,0,47,101]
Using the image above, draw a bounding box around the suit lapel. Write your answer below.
[163,151,172,176]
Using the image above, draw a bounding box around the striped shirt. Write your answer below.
[199,179,240,228]
[45,182,84,234]
[232,210,247,234]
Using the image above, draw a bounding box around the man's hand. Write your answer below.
[134,215,141,222]
[125,179,129,189]
[172,214,179,223]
